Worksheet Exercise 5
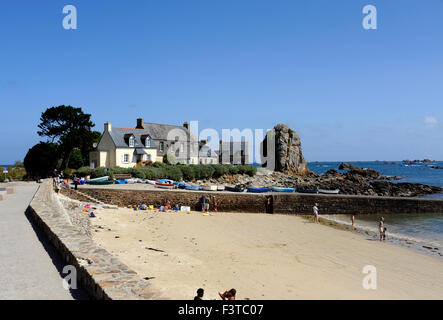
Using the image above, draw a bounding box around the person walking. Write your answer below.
[379,217,385,242]
[313,203,319,224]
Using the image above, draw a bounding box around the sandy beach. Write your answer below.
[90,208,443,300]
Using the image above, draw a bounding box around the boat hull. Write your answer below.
[271,187,295,193]
[247,187,270,193]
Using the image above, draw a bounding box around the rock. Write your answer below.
[338,162,356,170]
[261,124,308,174]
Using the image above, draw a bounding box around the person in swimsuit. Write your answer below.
[219,288,236,300]
[313,203,319,224]
[379,217,385,242]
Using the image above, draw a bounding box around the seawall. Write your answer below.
[27,180,164,300]
[62,187,443,215]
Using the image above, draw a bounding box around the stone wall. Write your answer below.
[62,188,269,213]
[272,193,443,215]
[27,180,165,300]
[62,187,443,215]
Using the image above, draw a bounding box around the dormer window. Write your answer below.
[129,136,135,147]
[145,136,151,147]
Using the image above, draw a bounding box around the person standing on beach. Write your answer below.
[212,196,218,213]
[313,203,319,224]
[52,169,58,187]
[351,215,355,230]
[379,217,385,242]
[200,196,207,212]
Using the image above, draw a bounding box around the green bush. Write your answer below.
[77,166,92,177]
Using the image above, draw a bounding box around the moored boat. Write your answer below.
[271,187,295,193]
[155,182,175,189]
[185,185,202,191]
[318,188,340,194]
[247,187,270,193]
[217,185,225,191]
[225,186,245,192]
[88,176,110,182]
[296,187,318,194]
[115,179,128,184]
[88,180,114,185]
[202,185,217,191]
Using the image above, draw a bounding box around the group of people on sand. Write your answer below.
[193,288,236,300]
[52,168,65,194]
[312,203,387,241]
[200,195,218,213]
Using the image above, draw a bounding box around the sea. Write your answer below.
[308,161,443,259]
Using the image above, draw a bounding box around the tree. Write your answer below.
[69,149,85,169]
[37,105,95,169]
[24,142,59,178]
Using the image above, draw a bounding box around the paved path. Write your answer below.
[0,183,88,299]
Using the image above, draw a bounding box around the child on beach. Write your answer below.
[383,227,387,241]
[379,217,385,241]
[219,288,236,300]
[351,215,355,230]
[56,178,62,194]
[212,196,218,213]
[313,203,319,224]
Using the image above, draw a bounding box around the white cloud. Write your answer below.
[424,116,438,129]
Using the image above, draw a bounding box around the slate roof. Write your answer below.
[108,127,156,149]
[199,144,218,158]
[141,122,197,142]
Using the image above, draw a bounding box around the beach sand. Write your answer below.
[90,208,443,300]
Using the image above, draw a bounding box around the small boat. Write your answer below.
[217,185,225,191]
[247,187,270,193]
[202,185,217,191]
[318,189,340,194]
[155,182,175,189]
[144,179,157,185]
[126,178,137,184]
[175,182,187,188]
[89,176,110,182]
[157,179,175,185]
[185,185,202,191]
[88,180,113,185]
[296,187,318,194]
[271,187,295,193]
[115,179,128,184]
[224,186,244,192]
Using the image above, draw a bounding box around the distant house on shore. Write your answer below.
[89,119,219,168]
[218,141,249,165]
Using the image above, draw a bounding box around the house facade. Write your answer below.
[89,122,158,168]
[218,141,249,165]
[90,119,219,168]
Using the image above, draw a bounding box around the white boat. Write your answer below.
[126,178,137,184]
[318,189,340,194]
[217,185,225,191]
[88,176,109,182]
[202,185,217,191]
[144,179,157,185]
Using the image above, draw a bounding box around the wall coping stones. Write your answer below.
[27,179,165,300]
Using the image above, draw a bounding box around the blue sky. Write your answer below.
[1,0,442,164]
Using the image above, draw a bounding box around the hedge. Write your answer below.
[75,163,256,181]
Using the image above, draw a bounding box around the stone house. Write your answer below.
[218,141,249,165]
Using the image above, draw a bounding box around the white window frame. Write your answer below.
[129,136,135,147]
[123,154,129,163]
[145,136,151,148]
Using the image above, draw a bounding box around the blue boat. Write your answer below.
[271,187,295,193]
[296,187,318,194]
[185,185,202,191]
[115,179,128,184]
[247,187,270,193]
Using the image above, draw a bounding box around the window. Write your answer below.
[123,154,129,163]
[180,143,184,153]
[160,141,164,152]
[129,136,135,147]
[207,150,211,157]
[145,136,151,147]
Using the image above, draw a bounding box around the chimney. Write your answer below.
[136,118,144,129]
[104,121,111,132]
[183,122,189,130]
